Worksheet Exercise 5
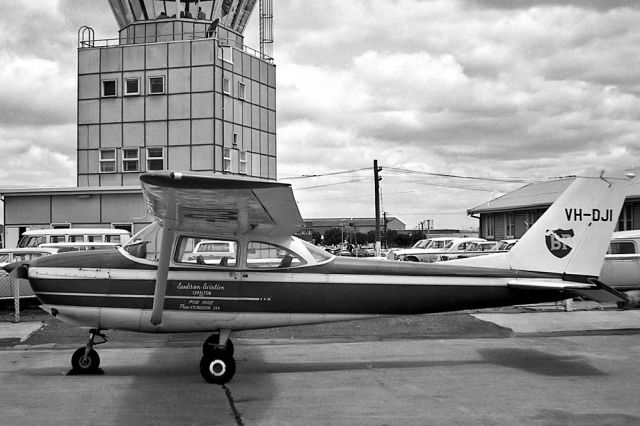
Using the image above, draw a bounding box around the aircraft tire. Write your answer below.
[200,351,236,384]
[203,334,234,356]
[71,348,100,373]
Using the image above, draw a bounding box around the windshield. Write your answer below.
[412,240,430,249]
[123,222,162,261]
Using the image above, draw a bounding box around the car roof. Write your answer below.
[0,247,59,254]
[611,230,640,240]
[22,228,130,236]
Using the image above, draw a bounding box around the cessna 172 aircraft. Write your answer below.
[5,170,636,384]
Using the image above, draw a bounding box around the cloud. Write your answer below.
[1,0,639,230]
[270,0,640,227]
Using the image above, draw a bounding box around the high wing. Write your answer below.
[140,171,304,325]
[140,171,303,236]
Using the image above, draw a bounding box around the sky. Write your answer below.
[1,0,639,230]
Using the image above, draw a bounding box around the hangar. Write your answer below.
[468,176,640,240]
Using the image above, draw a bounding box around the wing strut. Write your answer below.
[150,190,177,325]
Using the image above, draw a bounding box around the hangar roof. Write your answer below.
[468,175,640,215]
[0,186,141,197]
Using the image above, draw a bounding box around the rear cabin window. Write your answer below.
[246,242,304,269]
[174,236,237,267]
[608,241,636,255]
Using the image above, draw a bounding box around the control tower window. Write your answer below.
[124,78,140,96]
[239,151,247,174]
[99,149,117,173]
[223,148,231,172]
[148,76,165,95]
[238,82,246,100]
[146,147,165,170]
[122,148,140,172]
[102,80,117,97]
[218,46,233,64]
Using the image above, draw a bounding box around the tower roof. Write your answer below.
[108,0,256,33]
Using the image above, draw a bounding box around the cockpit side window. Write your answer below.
[174,236,237,267]
[246,242,305,269]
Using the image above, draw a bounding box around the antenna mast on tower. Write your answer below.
[259,0,273,58]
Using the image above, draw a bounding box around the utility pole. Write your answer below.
[374,159,382,256]
[383,211,388,249]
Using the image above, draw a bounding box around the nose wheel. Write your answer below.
[200,330,236,384]
[71,329,106,374]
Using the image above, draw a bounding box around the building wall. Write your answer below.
[77,24,276,186]
[2,192,149,248]
[476,201,640,240]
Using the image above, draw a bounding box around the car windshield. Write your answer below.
[412,240,430,249]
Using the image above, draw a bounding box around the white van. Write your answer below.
[17,228,131,248]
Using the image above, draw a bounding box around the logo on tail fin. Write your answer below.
[545,228,574,258]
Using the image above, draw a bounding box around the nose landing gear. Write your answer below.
[70,329,107,374]
[200,329,236,384]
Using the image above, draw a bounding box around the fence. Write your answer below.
[0,270,34,323]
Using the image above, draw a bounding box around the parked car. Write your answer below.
[437,238,488,261]
[492,239,519,251]
[452,241,499,259]
[18,228,131,248]
[183,239,237,265]
[387,237,453,262]
[599,231,640,292]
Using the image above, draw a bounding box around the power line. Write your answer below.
[384,167,537,184]
[295,177,369,190]
[282,167,370,180]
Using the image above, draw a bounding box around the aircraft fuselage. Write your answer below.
[27,249,565,333]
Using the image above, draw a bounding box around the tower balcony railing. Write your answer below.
[78,26,273,63]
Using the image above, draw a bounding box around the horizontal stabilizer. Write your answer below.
[507,279,594,291]
[508,279,629,303]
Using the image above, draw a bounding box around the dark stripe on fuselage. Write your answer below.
[32,278,567,315]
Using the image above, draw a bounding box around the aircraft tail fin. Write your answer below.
[507,171,635,277]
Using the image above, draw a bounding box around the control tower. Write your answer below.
[77,0,276,187]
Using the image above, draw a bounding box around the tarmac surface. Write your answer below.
[1,302,640,425]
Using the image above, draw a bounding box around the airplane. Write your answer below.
[4,169,637,384]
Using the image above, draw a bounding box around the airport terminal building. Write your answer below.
[1,1,276,247]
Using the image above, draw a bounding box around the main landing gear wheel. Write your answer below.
[71,328,107,374]
[71,348,100,373]
[203,333,234,356]
[200,350,236,384]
